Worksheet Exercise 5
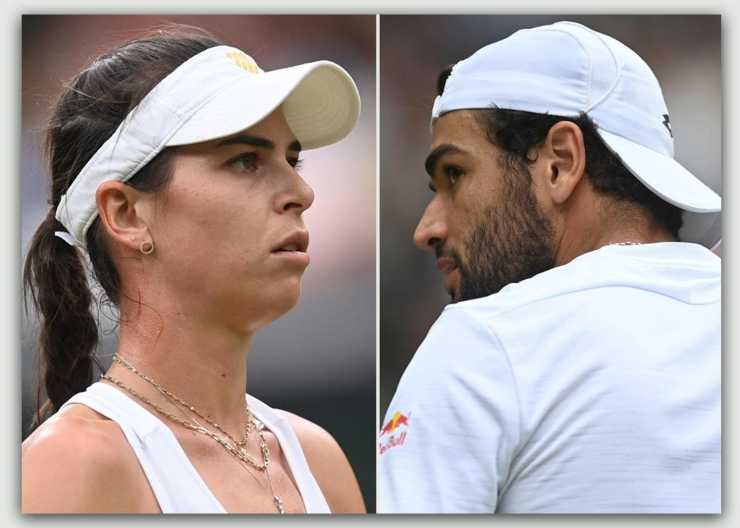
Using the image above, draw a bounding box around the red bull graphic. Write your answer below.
[380,411,409,436]
[379,411,410,455]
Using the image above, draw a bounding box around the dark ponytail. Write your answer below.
[23,24,224,427]
[24,212,99,426]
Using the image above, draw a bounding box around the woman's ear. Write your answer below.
[95,181,151,252]
[538,121,587,206]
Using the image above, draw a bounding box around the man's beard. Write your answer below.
[446,165,556,303]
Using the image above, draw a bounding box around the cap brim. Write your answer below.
[598,129,721,248]
[680,209,722,250]
[166,60,360,150]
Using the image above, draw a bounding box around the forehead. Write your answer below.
[430,109,500,164]
[431,110,488,147]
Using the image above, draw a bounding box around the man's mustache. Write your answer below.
[434,244,464,270]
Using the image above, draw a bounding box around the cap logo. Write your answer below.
[662,114,673,138]
[226,51,261,74]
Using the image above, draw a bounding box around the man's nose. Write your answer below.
[413,200,447,252]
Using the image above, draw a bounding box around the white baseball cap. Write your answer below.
[431,21,721,248]
[55,45,361,248]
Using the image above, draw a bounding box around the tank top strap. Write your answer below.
[61,382,225,513]
[246,395,331,513]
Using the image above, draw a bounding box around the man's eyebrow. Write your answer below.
[424,144,466,177]
[217,135,302,152]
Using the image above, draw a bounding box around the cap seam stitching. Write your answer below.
[543,22,623,112]
[532,27,593,110]
[581,28,622,113]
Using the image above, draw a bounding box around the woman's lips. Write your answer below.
[271,250,310,267]
[272,230,309,253]
[271,230,310,267]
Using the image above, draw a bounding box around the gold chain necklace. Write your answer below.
[100,364,285,513]
[111,355,255,448]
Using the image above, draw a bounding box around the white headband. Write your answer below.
[55,45,361,248]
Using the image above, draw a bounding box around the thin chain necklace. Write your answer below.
[607,241,643,247]
[111,355,255,448]
[100,362,285,513]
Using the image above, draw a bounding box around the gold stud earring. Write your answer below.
[139,240,154,255]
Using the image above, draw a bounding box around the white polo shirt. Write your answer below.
[379,242,720,513]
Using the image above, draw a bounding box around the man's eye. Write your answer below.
[444,165,463,186]
[229,152,258,172]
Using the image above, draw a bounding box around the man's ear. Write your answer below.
[95,181,151,252]
[537,121,587,206]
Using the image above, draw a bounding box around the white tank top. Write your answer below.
[60,382,331,513]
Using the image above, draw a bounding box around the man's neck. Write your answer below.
[554,200,676,266]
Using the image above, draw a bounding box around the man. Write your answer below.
[379,21,721,513]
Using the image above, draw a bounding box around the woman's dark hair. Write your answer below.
[437,67,683,238]
[24,25,224,428]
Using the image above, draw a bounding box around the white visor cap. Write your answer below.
[55,45,361,248]
[431,21,721,248]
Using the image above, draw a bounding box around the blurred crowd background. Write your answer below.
[380,15,722,416]
[21,15,376,510]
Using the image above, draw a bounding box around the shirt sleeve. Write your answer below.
[378,306,521,513]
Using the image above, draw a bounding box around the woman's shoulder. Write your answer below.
[274,409,366,513]
[274,409,339,456]
[22,404,157,513]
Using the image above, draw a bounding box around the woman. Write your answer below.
[21,25,365,513]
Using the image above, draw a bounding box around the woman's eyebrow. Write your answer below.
[216,135,302,152]
[217,134,274,149]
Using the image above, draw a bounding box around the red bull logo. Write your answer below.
[379,411,410,455]
[380,411,410,436]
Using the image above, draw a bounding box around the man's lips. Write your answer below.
[436,256,461,295]
[436,256,458,274]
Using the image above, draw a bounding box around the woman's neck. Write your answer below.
[109,300,253,438]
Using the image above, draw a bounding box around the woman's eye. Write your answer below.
[443,165,463,186]
[229,152,258,172]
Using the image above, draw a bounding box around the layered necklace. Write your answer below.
[100,355,286,513]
